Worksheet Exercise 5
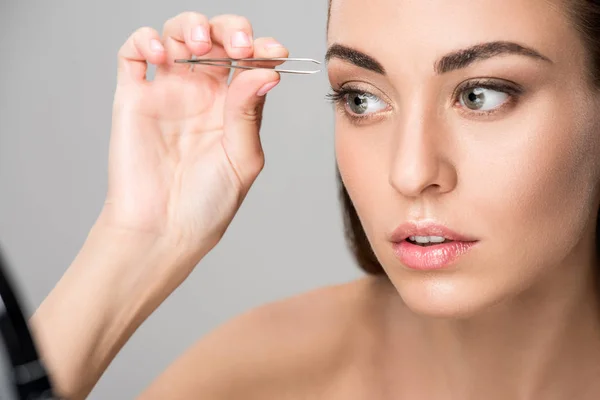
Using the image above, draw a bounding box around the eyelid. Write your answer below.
[337,80,394,105]
[452,77,524,99]
[326,86,392,125]
[329,77,524,123]
[337,78,522,111]
[339,86,392,117]
[451,77,524,117]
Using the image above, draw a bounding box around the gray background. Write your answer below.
[0,1,362,398]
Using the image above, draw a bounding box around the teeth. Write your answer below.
[409,235,447,244]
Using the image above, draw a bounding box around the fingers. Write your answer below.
[118,13,290,84]
[208,14,255,59]
[156,12,213,76]
[222,68,280,186]
[155,13,257,80]
[187,14,256,80]
[117,27,167,85]
[231,36,289,81]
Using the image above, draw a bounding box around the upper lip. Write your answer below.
[390,220,478,242]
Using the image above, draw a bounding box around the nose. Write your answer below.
[389,103,457,198]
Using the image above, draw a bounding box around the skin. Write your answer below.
[329,0,600,396]
[27,0,600,399]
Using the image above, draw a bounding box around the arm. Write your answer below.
[29,10,288,399]
[30,222,350,400]
[29,222,203,400]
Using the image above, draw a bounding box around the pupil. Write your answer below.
[464,88,485,109]
[350,94,368,113]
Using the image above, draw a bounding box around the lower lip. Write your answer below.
[392,240,478,271]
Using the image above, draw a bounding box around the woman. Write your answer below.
[28,0,600,398]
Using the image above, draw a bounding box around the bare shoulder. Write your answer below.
[138,275,390,400]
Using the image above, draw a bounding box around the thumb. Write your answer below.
[222,68,280,186]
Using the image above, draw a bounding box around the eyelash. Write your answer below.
[325,79,524,123]
[325,88,386,125]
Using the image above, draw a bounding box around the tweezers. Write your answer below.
[174,57,321,75]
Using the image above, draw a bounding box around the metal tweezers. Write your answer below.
[174,57,321,75]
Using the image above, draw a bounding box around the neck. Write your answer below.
[384,239,600,399]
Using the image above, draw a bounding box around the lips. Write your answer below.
[389,220,478,243]
[389,220,479,270]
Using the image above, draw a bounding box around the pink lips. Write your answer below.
[390,221,478,271]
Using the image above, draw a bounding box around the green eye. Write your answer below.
[459,87,510,111]
[346,92,387,115]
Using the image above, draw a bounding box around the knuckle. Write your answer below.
[258,36,277,43]
[168,11,206,28]
[162,16,176,30]
[240,102,265,124]
[117,39,128,55]
[119,27,151,57]
[254,37,287,55]
[230,14,251,26]
[215,14,252,30]
[163,12,209,36]
[240,110,260,124]
[182,11,208,24]
[173,11,193,23]
[135,26,156,38]
[117,44,127,59]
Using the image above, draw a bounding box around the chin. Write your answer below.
[387,274,505,320]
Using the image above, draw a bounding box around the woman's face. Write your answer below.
[328,0,600,317]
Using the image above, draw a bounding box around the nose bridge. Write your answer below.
[389,95,450,197]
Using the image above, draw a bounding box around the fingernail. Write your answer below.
[231,31,252,48]
[191,26,209,42]
[150,39,164,52]
[257,80,279,97]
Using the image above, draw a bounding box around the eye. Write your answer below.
[454,78,525,113]
[326,87,389,119]
[346,91,388,115]
[459,87,509,111]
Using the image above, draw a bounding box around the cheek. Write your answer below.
[335,122,394,233]
[335,90,600,283]
[465,98,600,275]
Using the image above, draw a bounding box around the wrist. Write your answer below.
[83,217,206,312]
[30,218,207,398]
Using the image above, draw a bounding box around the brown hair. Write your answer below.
[328,0,600,275]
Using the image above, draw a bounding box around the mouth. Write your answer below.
[390,220,478,244]
[393,238,478,271]
[390,220,479,270]
[405,236,455,247]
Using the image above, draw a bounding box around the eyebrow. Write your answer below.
[325,41,553,75]
[325,44,386,74]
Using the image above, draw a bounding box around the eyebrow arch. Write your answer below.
[435,41,553,74]
[325,44,386,74]
[325,41,553,75]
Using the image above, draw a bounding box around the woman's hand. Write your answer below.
[31,13,288,399]
[100,12,286,278]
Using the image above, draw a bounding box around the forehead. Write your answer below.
[327,0,577,67]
